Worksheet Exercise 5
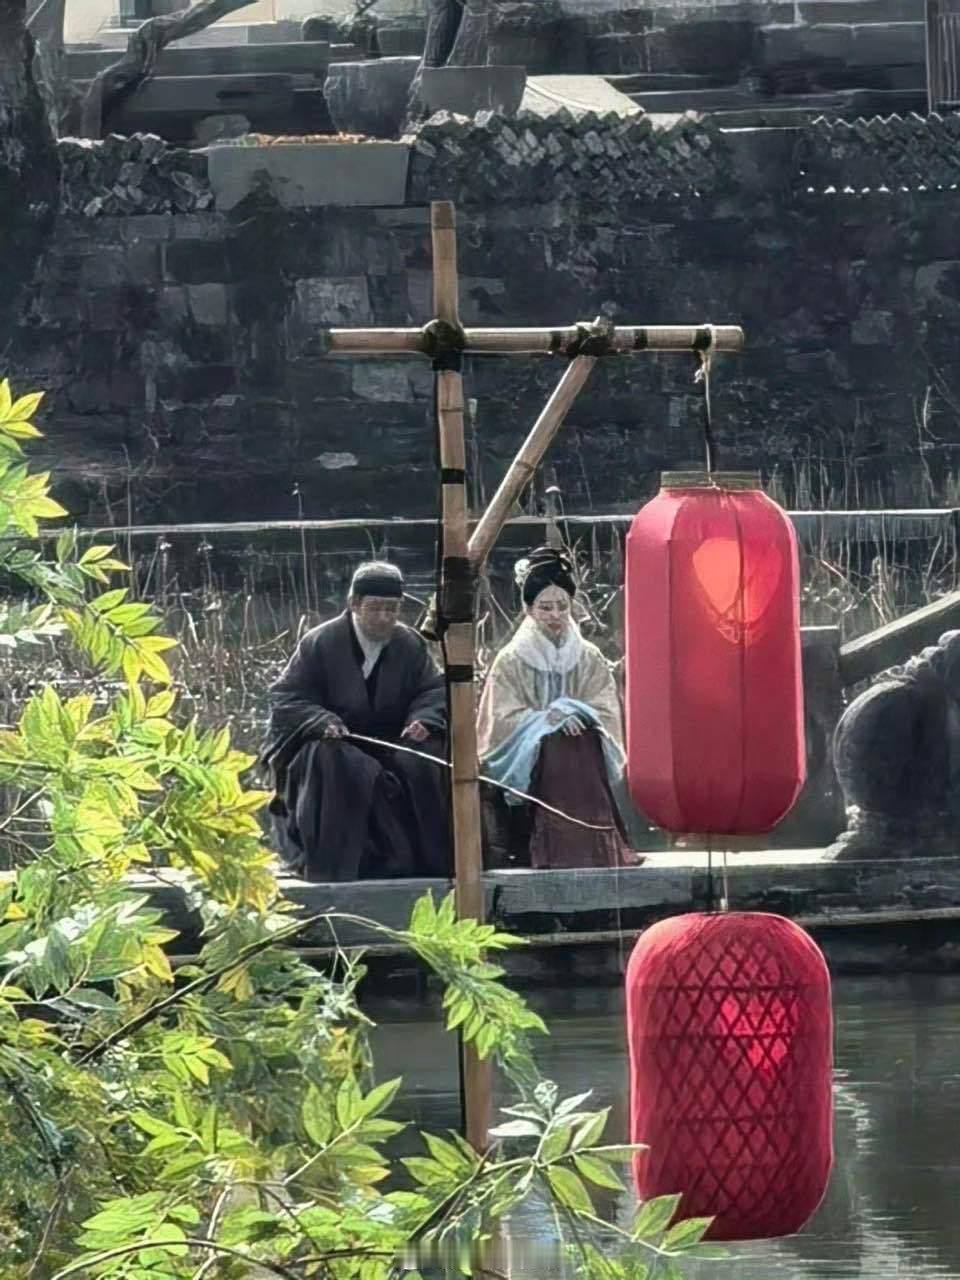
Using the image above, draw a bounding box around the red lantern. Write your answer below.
[627,912,833,1241]
[625,471,805,835]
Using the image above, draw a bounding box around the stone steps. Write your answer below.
[73,19,306,48]
[621,83,925,120]
[66,40,334,82]
[757,20,926,70]
[587,16,927,88]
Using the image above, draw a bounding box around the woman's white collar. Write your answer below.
[510,616,584,674]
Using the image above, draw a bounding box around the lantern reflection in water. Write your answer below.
[625,472,805,835]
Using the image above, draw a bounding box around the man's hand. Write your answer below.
[402,721,430,744]
[323,717,348,739]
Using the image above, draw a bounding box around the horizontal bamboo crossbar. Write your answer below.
[327,324,745,356]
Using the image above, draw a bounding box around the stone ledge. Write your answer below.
[114,851,960,959]
[206,140,411,211]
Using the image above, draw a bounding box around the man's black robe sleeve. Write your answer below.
[264,631,342,771]
[404,640,448,733]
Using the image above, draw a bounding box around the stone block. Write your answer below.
[851,308,895,344]
[185,283,230,327]
[110,73,296,121]
[160,285,189,323]
[758,20,924,78]
[848,21,924,67]
[483,8,575,74]
[915,261,960,304]
[66,40,332,80]
[587,31,647,74]
[643,19,756,77]
[207,142,411,211]
[124,240,163,281]
[405,270,432,319]
[194,114,252,147]
[376,20,427,57]
[351,363,415,403]
[295,276,372,325]
[170,214,228,241]
[419,66,528,118]
[800,0,920,19]
[461,276,509,323]
[78,246,127,287]
[246,21,306,44]
[759,22,852,67]
[123,215,176,243]
[163,239,231,285]
[158,363,239,403]
[324,57,420,138]
[521,74,641,119]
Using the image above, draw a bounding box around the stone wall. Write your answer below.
[9,115,960,526]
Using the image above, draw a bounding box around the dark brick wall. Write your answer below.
[9,120,960,525]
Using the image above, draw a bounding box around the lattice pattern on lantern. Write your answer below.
[627,913,833,1242]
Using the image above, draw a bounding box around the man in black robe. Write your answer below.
[263,562,451,881]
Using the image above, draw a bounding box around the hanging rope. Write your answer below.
[705,834,716,913]
[694,324,717,475]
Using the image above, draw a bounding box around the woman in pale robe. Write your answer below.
[477,547,634,869]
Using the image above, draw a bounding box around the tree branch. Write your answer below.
[52,1237,303,1280]
[76,909,332,1065]
[80,0,259,139]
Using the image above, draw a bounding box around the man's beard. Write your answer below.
[359,621,394,644]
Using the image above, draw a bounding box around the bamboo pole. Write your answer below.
[327,324,744,356]
[468,354,597,569]
[430,200,491,1153]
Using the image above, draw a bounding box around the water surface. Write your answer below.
[369,975,960,1278]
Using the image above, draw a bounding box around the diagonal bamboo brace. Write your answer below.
[469,355,597,570]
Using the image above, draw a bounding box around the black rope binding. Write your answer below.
[422,318,466,372]
[564,316,616,360]
[420,317,472,644]
[694,325,717,475]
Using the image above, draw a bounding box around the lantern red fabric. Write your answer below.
[627,912,833,1241]
[625,472,805,835]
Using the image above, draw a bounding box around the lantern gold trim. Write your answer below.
[660,471,762,491]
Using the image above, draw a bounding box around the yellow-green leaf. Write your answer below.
[6,391,44,423]
[572,1153,625,1192]
[1,419,42,440]
[137,647,173,685]
[545,1166,594,1215]
[27,496,67,518]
